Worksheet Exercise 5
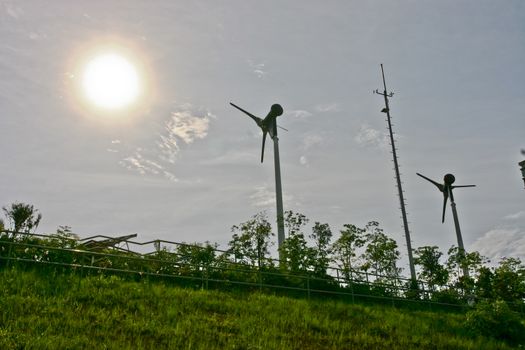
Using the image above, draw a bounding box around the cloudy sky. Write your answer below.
[1,1,524,270]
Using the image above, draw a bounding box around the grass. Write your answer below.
[0,267,519,349]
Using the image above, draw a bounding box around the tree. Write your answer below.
[284,210,309,237]
[491,257,525,302]
[2,202,42,236]
[309,222,332,277]
[228,212,274,268]
[176,241,218,275]
[279,232,313,274]
[446,246,486,295]
[279,211,314,274]
[362,221,401,282]
[475,266,494,299]
[332,224,366,282]
[413,246,449,291]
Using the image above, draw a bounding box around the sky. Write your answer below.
[1,1,524,272]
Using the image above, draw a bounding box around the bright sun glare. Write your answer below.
[82,53,140,110]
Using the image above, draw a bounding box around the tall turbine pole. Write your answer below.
[448,188,470,278]
[374,64,417,283]
[273,130,286,250]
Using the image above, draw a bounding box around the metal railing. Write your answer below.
[1,230,522,314]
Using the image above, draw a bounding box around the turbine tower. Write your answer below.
[417,172,475,278]
[374,64,417,283]
[230,102,286,253]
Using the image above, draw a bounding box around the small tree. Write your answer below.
[279,232,313,274]
[413,246,449,292]
[176,241,218,275]
[228,212,274,268]
[309,222,332,277]
[280,211,314,273]
[332,223,366,282]
[475,266,494,299]
[284,210,309,237]
[362,221,401,282]
[446,246,486,296]
[2,202,42,237]
[465,300,525,345]
[492,257,525,302]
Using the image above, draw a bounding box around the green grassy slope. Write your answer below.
[0,269,515,350]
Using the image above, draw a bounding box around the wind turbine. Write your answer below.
[230,102,286,253]
[417,172,475,277]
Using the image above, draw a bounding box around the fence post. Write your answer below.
[6,240,14,268]
[307,275,311,300]
[350,278,355,304]
[258,268,262,292]
[205,264,209,290]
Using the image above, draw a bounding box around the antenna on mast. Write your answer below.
[374,64,417,284]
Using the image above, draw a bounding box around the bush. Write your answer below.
[465,300,525,345]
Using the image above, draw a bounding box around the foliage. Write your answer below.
[362,221,401,281]
[309,222,333,277]
[491,257,525,302]
[447,246,487,298]
[228,212,274,268]
[176,241,218,274]
[474,266,493,299]
[2,202,42,236]
[280,230,314,274]
[279,211,314,274]
[465,300,525,345]
[1,202,524,328]
[414,246,449,291]
[332,224,366,282]
[283,210,309,237]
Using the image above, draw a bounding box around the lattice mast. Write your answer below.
[374,64,417,282]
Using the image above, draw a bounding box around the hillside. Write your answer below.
[0,268,517,350]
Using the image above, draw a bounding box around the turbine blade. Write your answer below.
[261,132,267,163]
[277,125,288,132]
[452,185,476,188]
[230,102,262,126]
[442,193,448,223]
[417,173,444,192]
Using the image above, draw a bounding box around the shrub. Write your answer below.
[465,300,525,345]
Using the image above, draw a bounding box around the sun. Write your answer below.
[82,53,141,110]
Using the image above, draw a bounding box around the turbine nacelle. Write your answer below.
[230,102,285,163]
[443,173,455,186]
[267,104,283,119]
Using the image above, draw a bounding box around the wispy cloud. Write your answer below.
[504,211,525,220]
[315,103,340,113]
[117,104,213,181]
[354,123,389,151]
[286,109,312,119]
[157,105,212,164]
[119,149,178,182]
[471,212,525,263]
[249,185,294,208]
[248,60,266,78]
[250,186,275,207]
[4,3,22,19]
[471,227,525,264]
[302,133,323,151]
